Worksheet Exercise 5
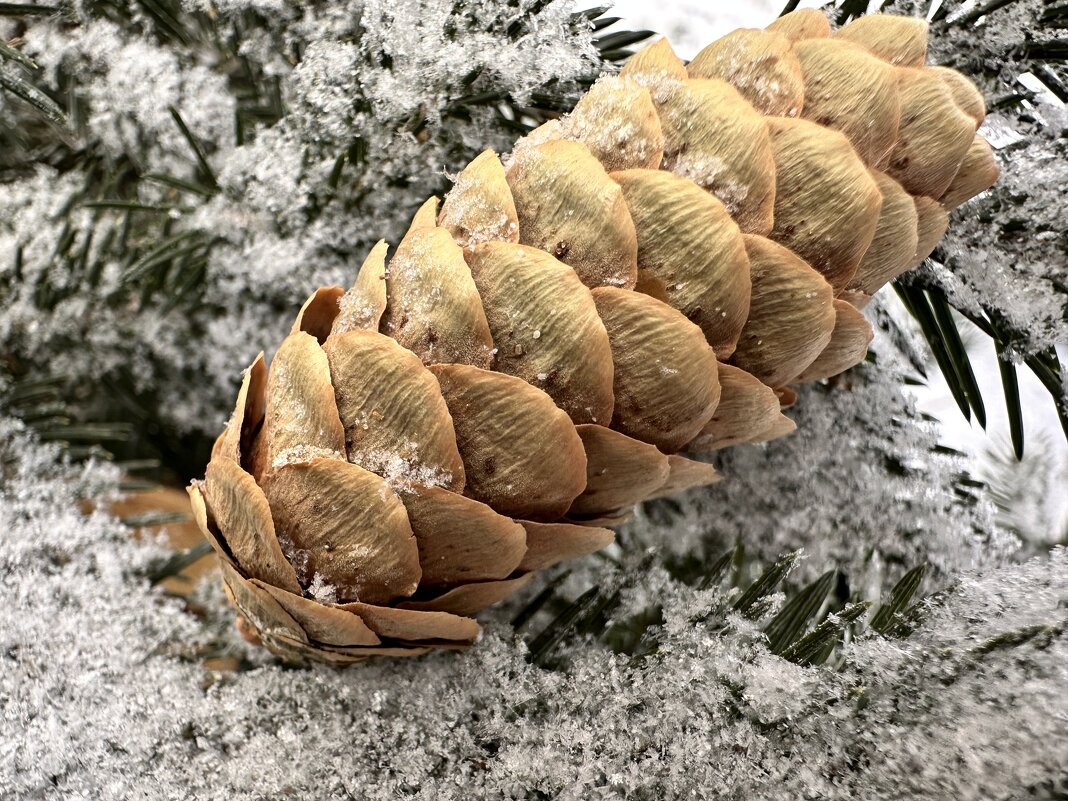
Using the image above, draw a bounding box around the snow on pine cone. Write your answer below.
[188,10,998,664]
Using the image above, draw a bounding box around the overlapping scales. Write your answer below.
[192,12,998,663]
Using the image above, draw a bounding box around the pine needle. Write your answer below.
[870,565,927,637]
[0,66,67,126]
[733,551,800,617]
[764,569,836,654]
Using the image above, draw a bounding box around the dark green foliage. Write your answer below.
[881,0,1068,456]
[0,373,132,462]
[764,569,836,654]
[869,564,926,637]
[523,541,936,672]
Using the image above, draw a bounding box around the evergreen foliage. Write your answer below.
[877,0,1068,456]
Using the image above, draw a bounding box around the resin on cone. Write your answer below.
[190,11,998,664]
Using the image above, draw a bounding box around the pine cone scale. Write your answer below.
[399,483,527,588]
[323,329,466,492]
[568,423,671,517]
[396,574,535,616]
[203,458,302,595]
[258,580,382,647]
[612,168,752,359]
[465,241,615,425]
[428,362,587,520]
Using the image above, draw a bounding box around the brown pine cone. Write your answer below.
[188,11,998,664]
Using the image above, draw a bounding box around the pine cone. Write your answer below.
[188,11,998,664]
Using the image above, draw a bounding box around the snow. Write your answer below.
[0,0,598,438]
[1,412,1065,799]
[367,445,456,493]
[2,0,1066,796]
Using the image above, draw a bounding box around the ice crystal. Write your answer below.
[1,414,1064,799]
[0,0,598,438]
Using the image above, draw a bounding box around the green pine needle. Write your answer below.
[764,569,836,654]
[37,422,133,443]
[167,106,218,191]
[780,601,870,666]
[0,40,38,69]
[145,541,213,585]
[732,550,800,617]
[699,545,741,591]
[511,569,572,631]
[894,283,973,424]
[995,338,1025,460]
[928,291,987,429]
[81,200,180,214]
[120,511,189,528]
[0,3,57,15]
[870,565,927,637]
[526,585,602,666]
[0,67,67,126]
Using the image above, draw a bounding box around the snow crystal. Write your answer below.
[663,151,751,215]
[624,313,1017,591]
[2,409,1064,799]
[359,444,455,494]
[307,572,339,605]
[1,0,598,439]
[271,444,345,469]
